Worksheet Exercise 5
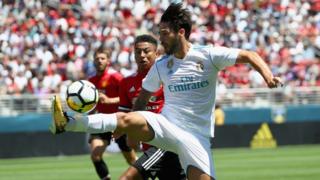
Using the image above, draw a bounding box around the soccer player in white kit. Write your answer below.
[51,3,282,180]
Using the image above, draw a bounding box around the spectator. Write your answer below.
[0,0,319,95]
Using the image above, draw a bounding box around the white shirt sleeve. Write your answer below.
[209,46,240,70]
[142,63,161,92]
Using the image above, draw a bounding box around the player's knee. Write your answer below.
[116,112,140,130]
[120,166,141,180]
[90,153,103,161]
[116,112,129,128]
[187,165,214,180]
[126,156,137,165]
[90,148,104,161]
[119,173,133,180]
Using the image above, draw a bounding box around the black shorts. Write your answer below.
[133,146,186,180]
[88,132,132,152]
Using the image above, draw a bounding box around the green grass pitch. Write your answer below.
[1,144,319,180]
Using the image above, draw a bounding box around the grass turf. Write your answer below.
[0,144,319,180]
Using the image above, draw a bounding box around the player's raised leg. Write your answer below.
[50,94,155,143]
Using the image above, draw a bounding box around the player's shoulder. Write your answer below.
[192,44,213,50]
[191,44,214,54]
[154,55,171,66]
[191,44,237,59]
[194,44,237,54]
[108,68,123,79]
[108,68,121,75]
[122,72,138,82]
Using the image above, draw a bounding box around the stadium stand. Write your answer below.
[0,0,319,95]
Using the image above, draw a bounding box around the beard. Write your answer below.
[95,64,107,73]
[164,38,179,55]
[164,44,174,54]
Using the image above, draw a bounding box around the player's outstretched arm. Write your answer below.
[98,92,120,104]
[235,50,283,88]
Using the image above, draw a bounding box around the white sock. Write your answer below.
[65,113,117,133]
[65,113,88,132]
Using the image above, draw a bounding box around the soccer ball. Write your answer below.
[66,80,99,113]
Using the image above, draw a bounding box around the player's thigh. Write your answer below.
[177,133,215,179]
[135,111,178,151]
[116,112,154,142]
[119,166,142,180]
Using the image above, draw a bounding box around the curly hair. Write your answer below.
[160,3,192,40]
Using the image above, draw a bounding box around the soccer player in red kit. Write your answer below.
[118,35,185,180]
[89,48,137,180]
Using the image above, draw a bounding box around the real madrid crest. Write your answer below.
[196,61,204,72]
[167,58,174,74]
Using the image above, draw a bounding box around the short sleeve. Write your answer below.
[112,72,123,84]
[209,46,240,70]
[142,63,161,92]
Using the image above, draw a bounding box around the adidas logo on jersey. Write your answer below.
[150,171,157,177]
[129,86,135,92]
[250,123,277,149]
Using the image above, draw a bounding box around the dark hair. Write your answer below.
[94,47,111,58]
[160,3,192,39]
[134,34,158,47]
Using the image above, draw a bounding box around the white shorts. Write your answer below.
[138,111,215,178]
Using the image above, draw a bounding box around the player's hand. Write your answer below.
[98,92,113,104]
[98,92,109,102]
[98,93,119,104]
[266,77,283,88]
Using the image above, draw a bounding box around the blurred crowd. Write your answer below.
[0,0,319,95]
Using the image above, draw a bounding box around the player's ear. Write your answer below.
[178,28,185,37]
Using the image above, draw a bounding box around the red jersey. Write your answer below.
[89,68,123,113]
[118,71,164,151]
[119,72,164,113]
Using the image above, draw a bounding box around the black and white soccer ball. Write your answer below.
[66,80,99,113]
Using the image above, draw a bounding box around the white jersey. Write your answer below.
[142,44,240,137]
